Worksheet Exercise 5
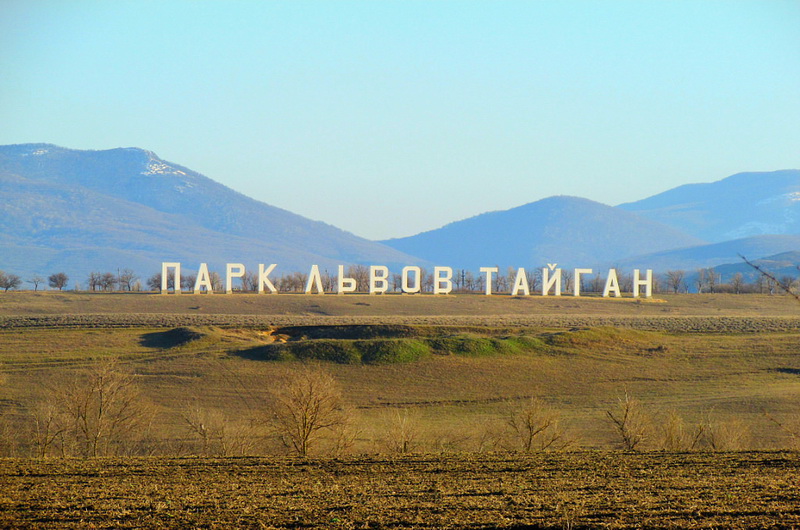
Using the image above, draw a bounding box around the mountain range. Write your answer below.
[0,144,420,285]
[0,143,798,286]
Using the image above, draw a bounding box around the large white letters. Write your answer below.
[480,267,498,296]
[226,263,245,294]
[194,263,213,293]
[158,262,656,298]
[603,269,621,298]
[573,268,593,297]
[258,263,277,294]
[511,268,530,296]
[305,265,324,294]
[542,264,562,296]
[161,262,181,294]
[401,266,421,294]
[433,266,453,295]
[369,266,390,294]
[633,269,653,298]
[337,265,357,294]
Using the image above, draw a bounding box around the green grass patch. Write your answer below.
[252,333,545,364]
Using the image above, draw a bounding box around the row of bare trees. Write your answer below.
[4,360,787,458]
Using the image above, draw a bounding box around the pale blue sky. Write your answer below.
[2,1,799,239]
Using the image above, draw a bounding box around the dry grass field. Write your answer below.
[1,291,799,527]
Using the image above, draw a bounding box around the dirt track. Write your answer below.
[3,312,800,333]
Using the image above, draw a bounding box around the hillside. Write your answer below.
[0,144,422,283]
[380,196,705,270]
[618,169,800,242]
[609,234,800,273]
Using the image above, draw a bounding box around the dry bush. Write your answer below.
[60,360,152,457]
[180,400,260,456]
[606,390,650,451]
[504,398,572,452]
[699,411,750,451]
[376,408,421,454]
[765,412,800,450]
[267,364,351,456]
[659,409,704,452]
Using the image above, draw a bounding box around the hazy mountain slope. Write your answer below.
[711,250,800,283]
[0,144,421,283]
[618,170,800,242]
[381,196,705,270]
[608,234,800,272]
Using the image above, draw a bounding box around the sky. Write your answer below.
[2,1,799,240]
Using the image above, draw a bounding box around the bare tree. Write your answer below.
[665,270,686,294]
[730,272,745,295]
[48,272,69,291]
[505,398,570,452]
[86,272,102,292]
[30,398,68,458]
[377,408,420,454]
[99,272,116,292]
[267,364,349,456]
[606,390,649,451]
[118,269,139,291]
[0,272,21,292]
[695,268,707,294]
[61,360,148,457]
[29,275,45,291]
[180,399,257,456]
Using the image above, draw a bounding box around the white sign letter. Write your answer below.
[194,263,213,293]
[226,263,245,294]
[369,266,390,294]
[161,262,181,294]
[433,266,453,295]
[542,264,562,296]
[603,269,621,298]
[573,268,593,297]
[337,265,357,294]
[305,265,324,294]
[511,268,530,296]
[402,266,421,294]
[633,269,653,298]
[258,264,277,294]
[480,267,498,296]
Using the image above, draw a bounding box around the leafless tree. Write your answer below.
[729,272,745,294]
[0,272,21,291]
[606,390,649,451]
[29,275,45,291]
[30,398,68,458]
[665,270,686,294]
[118,269,139,291]
[61,360,149,457]
[505,398,570,452]
[99,272,116,291]
[377,408,420,454]
[347,265,369,292]
[267,364,349,456]
[48,272,69,291]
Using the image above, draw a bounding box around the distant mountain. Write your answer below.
[380,196,705,270]
[712,250,800,283]
[618,170,800,242]
[608,234,800,273]
[0,144,422,284]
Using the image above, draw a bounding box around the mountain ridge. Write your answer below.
[1,143,798,285]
